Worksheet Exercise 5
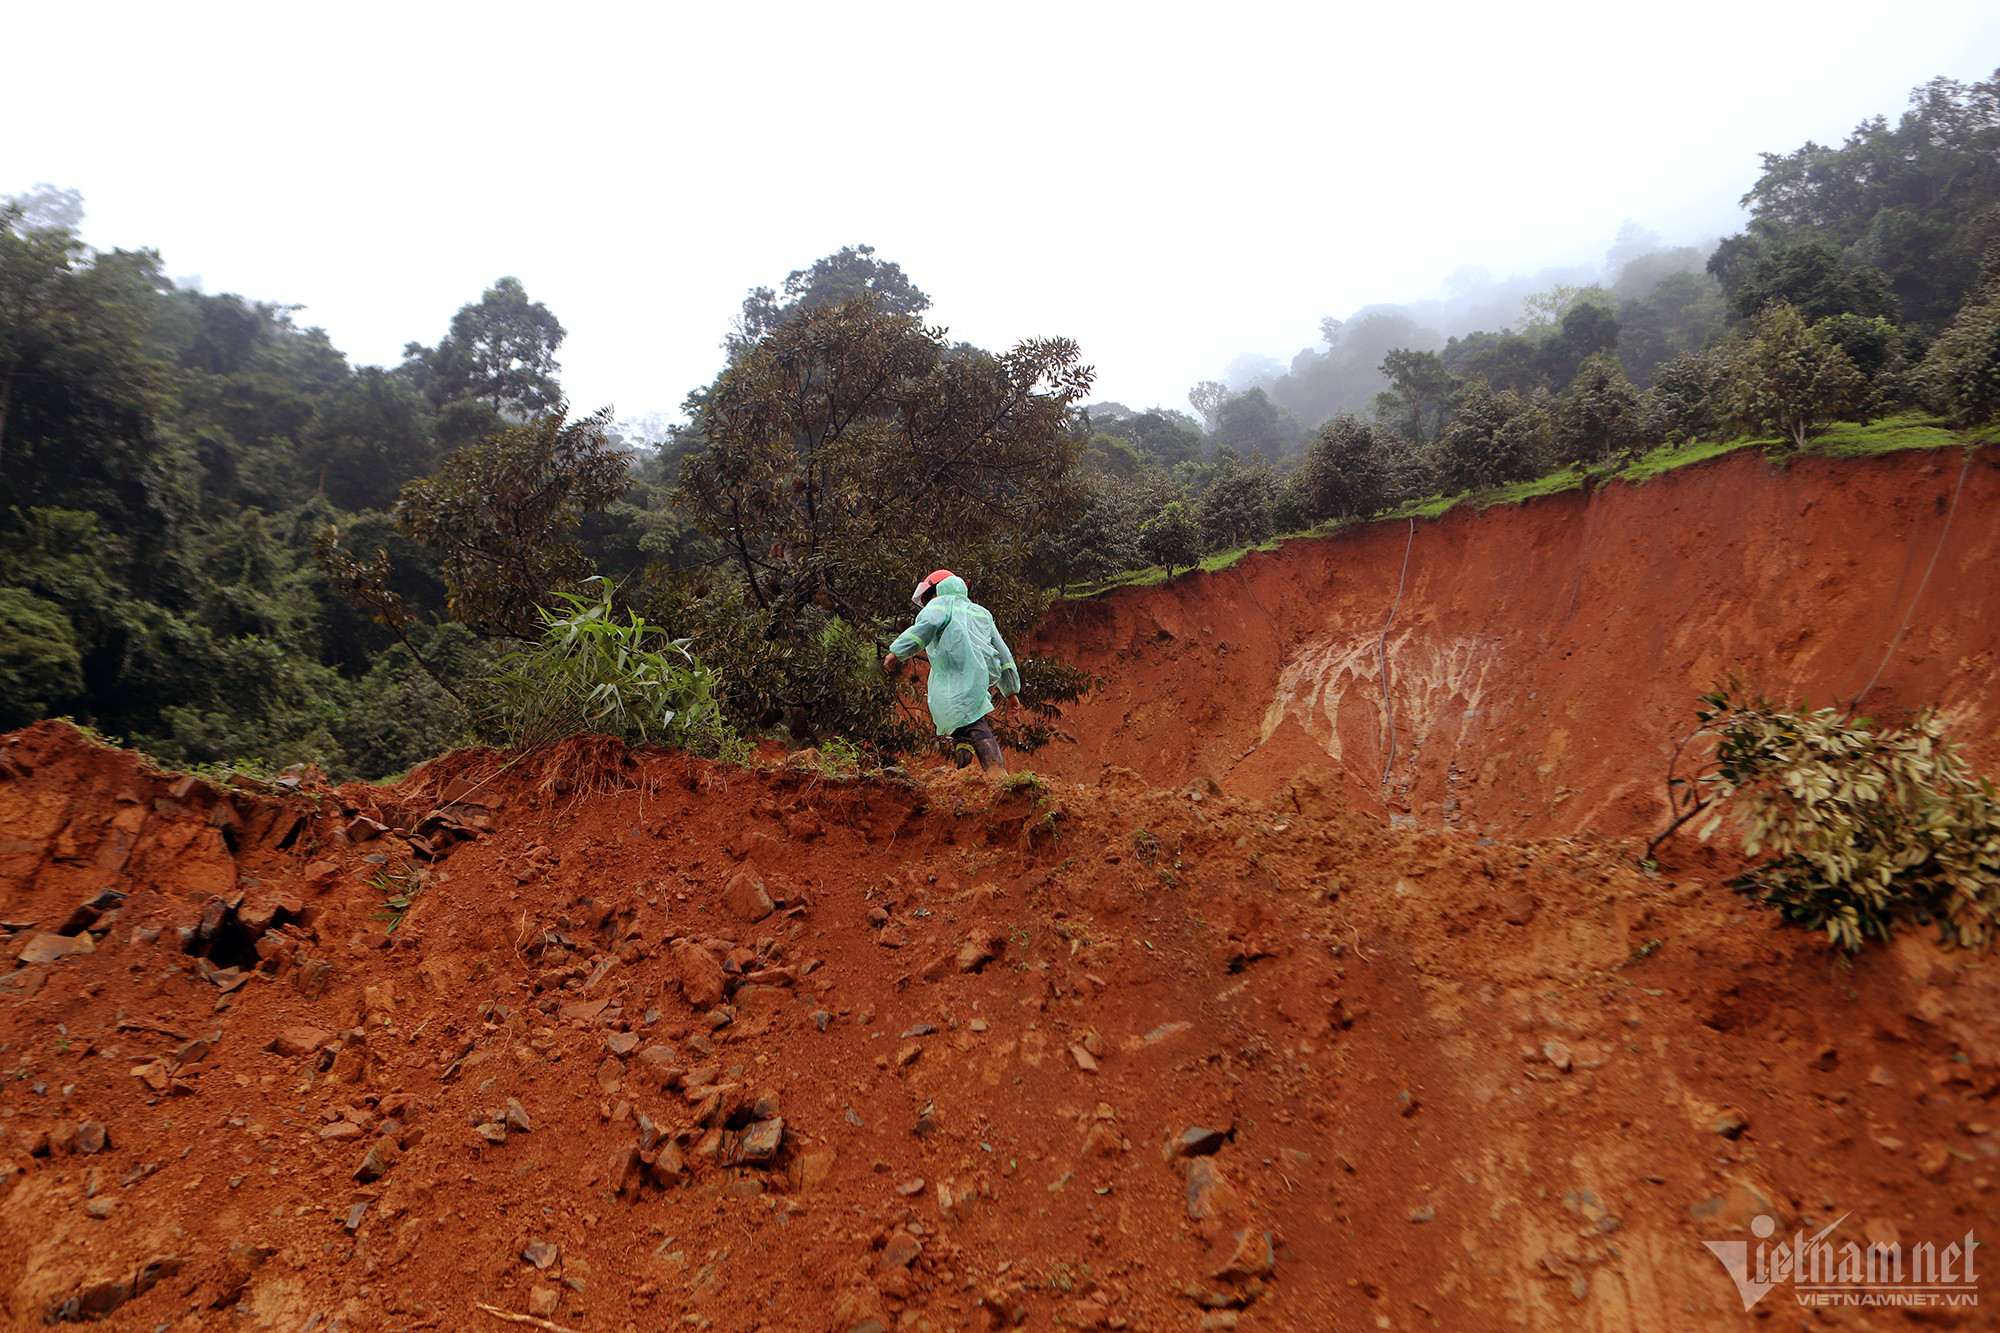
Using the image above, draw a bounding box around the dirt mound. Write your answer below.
[1030,446,2000,839]
[0,717,1993,1331]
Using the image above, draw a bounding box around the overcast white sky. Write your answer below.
[8,2,1998,423]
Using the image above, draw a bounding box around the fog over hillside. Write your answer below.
[5,4,1996,425]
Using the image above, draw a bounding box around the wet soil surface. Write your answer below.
[1,721,1994,1331]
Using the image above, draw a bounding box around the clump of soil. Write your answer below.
[0,719,1992,1331]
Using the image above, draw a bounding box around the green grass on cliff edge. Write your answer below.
[1066,413,1987,597]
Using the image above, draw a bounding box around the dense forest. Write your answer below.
[3,70,1998,778]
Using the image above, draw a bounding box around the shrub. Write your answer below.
[0,587,83,727]
[1549,354,1645,465]
[1641,352,1730,441]
[1196,452,1275,551]
[1660,685,2000,950]
[1726,302,1869,447]
[1435,382,1547,491]
[1138,501,1202,577]
[1922,288,2000,426]
[487,578,738,756]
[1296,414,1389,521]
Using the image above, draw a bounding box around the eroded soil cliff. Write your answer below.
[1031,446,2000,839]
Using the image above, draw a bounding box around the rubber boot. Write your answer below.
[973,737,1007,774]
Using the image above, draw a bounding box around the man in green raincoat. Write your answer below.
[883,569,1023,773]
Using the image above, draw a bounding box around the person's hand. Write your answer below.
[883,653,899,674]
[1008,694,1026,714]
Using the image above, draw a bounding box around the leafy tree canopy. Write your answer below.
[671,295,1093,747]
[727,244,931,360]
[1214,387,1300,459]
[1725,238,1899,324]
[403,276,566,417]
[1731,70,2000,330]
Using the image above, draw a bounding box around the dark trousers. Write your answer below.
[951,717,996,747]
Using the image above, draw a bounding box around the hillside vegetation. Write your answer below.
[3,71,1998,778]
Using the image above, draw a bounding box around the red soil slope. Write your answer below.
[1030,446,2000,838]
[1,719,1995,1332]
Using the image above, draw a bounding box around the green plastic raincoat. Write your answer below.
[889,576,1022,736]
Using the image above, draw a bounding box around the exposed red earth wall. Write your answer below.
[1030,446,2000,838]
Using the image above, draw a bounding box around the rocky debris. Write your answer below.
[935,1176,983,1219]
[56,886,128,936]
[324,1031,377,1086]
[43,1252,187,1323]
[353,1135,402,1182]
[1502,893,1538,925]
[880,1228,922,1268]
[212,1241,274,1308]
[1214,1230,1275,1281]
[674,940,726,1010]
[1168,1126,1230,1158]
[1068,1044,1099,1074]
[1186,1158,1241,1230]
[724,870,774,923]
[523,1238,559,1270]
[84,1196,117,1219]
[1917,1140,1952,1178]
[267,1025,333,1059]
[1081,1121,1124,1158]
[733,984,790,1026]
[344,815,389,842]
[505,1096,533,1133]
[529,1286,561,1316]
[956,928,1005,973]
[632,1044,685,1090]
[737,1118,784,1162]
[293,958,331,999]
[1713,1110,1749,1140]
[1542,1040,1574,1073]
[15,931,93,964]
